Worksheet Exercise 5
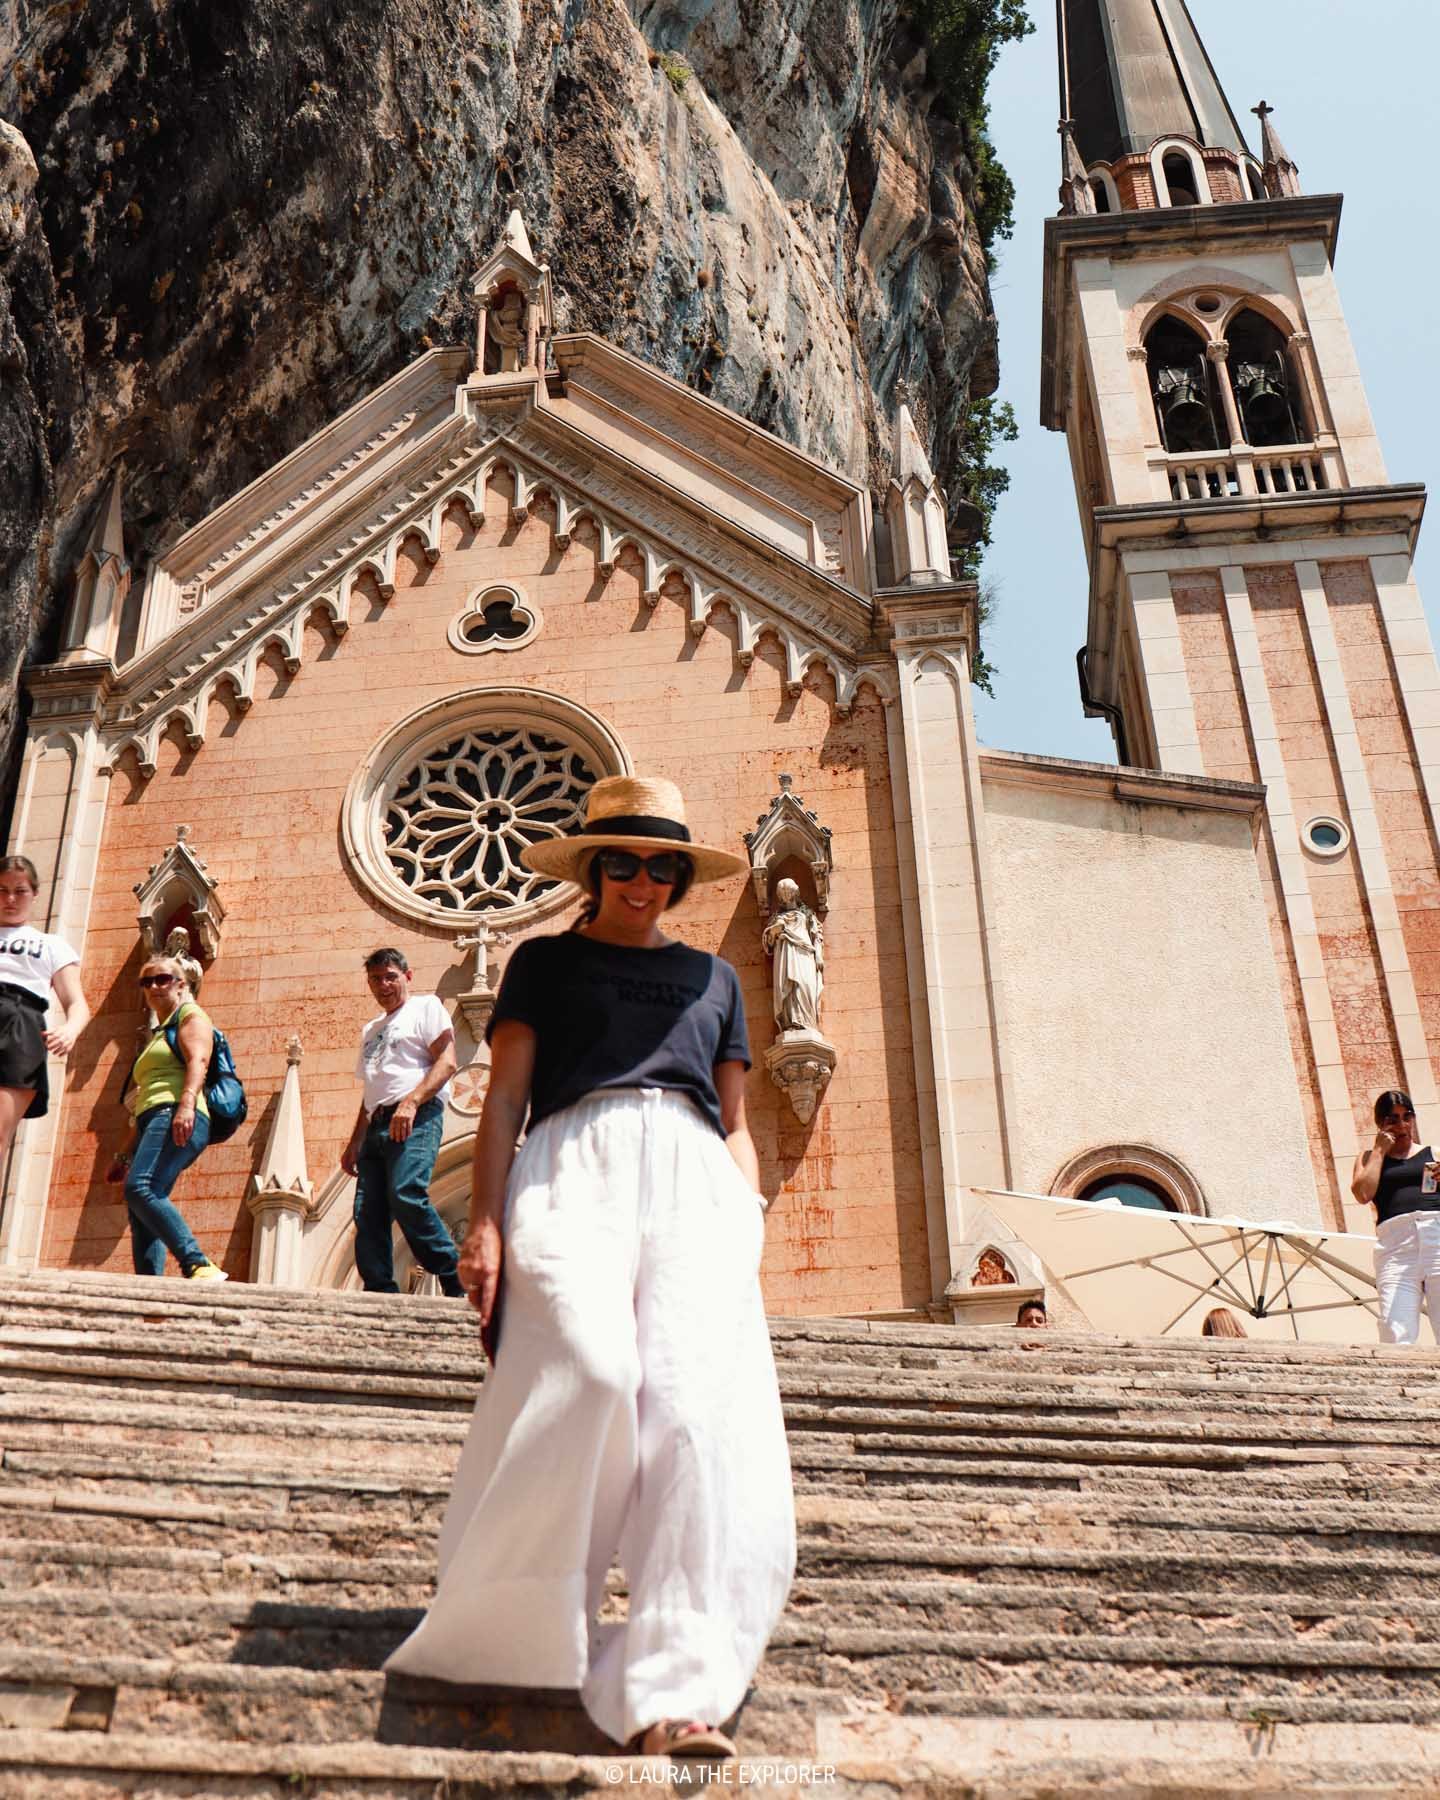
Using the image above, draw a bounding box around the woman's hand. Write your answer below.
[43,1024,77,1058]
[458,1216,503,1326]
[172,1102,197,1147]
[1374,1128,1397,1157]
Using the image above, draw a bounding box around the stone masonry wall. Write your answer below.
[1172,557,1440,1217]
[42,475,929,1315]
[1173,569,1336,1212]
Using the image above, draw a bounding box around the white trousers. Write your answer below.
[1375,1212,1440,1345]
[384,1088,796,1745]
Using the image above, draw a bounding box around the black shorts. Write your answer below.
[0,987,50,1119]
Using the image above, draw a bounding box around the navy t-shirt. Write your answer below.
[486,932,751,1137]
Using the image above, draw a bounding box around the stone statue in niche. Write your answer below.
[761,875,836,1124]
[490,289,526,371]
[763,878,824,1033]
[163,926,205,1001]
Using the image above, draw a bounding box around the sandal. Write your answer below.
[634,1720,737,1760]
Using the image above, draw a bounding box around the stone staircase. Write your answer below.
[4,1273,1440,1795]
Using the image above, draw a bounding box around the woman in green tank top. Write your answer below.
[119,954,227,1281]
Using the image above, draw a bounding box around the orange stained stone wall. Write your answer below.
[43,476,930,1316]
[1325,559,1440,1097]
[1172,559,1434,1216]
[1245,562,1404,1128]
[1172,571,1336,1211]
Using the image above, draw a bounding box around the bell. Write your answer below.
[1155,365,1213,452]
[1236,358,1289,433]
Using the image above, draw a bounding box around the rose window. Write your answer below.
[382,727,598,913]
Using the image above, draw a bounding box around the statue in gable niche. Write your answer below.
[163,926,205,1001]
[763,877,824,1033]
[490,288,526,371]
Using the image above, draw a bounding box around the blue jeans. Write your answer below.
[125,1104,211,1276]
[353,1099,462,1294]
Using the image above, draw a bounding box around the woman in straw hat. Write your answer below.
[385,776,795,1760]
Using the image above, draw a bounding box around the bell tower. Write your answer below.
[1042,0,1440,1224]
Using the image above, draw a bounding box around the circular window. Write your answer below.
[1192,293,1223,315]
[1079,1175,1176,1213]
[1302,815,1350,858]
[343,688,630,929]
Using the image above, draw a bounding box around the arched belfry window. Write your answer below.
[1088,168,1119,215]
[1145,317,1226,454]
[1227,308,1303,446]
[1151,140,1210,209]
[1163,152,1199,207]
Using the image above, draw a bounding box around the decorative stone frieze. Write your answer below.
[133,825,225,962]
[101,419,894,780]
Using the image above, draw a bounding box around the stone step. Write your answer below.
[7,1627,1440,1764]
[14,1377,1440,1462]
[12,1446,1440,1535]
[15,1269,1440,1382]
[8,1271,1440,1795]
[10,1529,1440,1613]
[8,1573,1440,1672]
[15,1299,1440,1383]
[9,1475,1440,1579]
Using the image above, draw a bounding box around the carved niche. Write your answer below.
[744,773,833,917]
[134,824,225,963]
[748,776,838,1125]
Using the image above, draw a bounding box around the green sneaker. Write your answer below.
[185,1261,229,1282]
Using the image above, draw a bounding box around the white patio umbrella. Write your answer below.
[975,1188,1380,1343]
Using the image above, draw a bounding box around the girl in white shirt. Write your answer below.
[0,856,91,1161]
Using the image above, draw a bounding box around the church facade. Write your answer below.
[0,2,1431,1320]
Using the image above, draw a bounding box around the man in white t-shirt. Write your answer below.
[342,948,464,1296]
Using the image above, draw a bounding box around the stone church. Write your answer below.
[1,0,1433,1324]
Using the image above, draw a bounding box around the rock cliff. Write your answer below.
[0,0,1002,779]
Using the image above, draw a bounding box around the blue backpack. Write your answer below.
[163,1017,248,1144]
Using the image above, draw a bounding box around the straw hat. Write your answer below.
[521,775,747,885]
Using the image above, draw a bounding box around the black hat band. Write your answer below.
[581,814,692,843]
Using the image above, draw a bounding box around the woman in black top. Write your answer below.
[1352,1087,1440,1344]
[385,777,795,1761]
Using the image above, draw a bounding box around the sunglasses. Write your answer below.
[596,849,690,886]
[138,974,178,990]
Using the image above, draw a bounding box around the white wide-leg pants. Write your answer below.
[384,1088,797,1745]
[1375,1212,1440,1345]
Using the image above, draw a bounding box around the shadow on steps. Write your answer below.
[227,1603,643,1754]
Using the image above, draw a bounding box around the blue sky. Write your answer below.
[973,0,1435,762]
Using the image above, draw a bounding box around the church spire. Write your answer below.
[1058,0,1250,169]
[1253,101,1302,198]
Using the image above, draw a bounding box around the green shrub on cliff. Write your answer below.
[907,0,1032,256]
